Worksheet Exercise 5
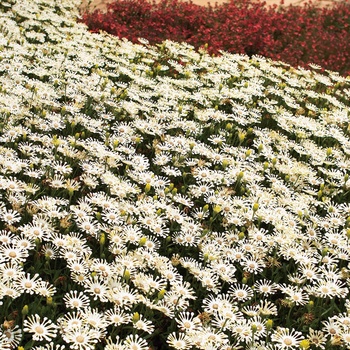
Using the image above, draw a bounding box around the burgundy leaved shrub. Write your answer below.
[80,0,350,76]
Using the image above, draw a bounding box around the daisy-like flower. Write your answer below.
[105,336,124,350]
[322,319,342,340]
[123,334,149,350]
[19,221,51,241]
[254,279,279,296]
[0,230,14,244]
[133,314,155,334]
[175,312,202,333]
[0,330,11,350]
[23,314,58,342]
[241,255,265,274]
[231,319,253,343]
[0,245,29,263]
[228,283,254,302]
[40,243,59,260]
[210,259,237,282]
[16,273,42,295]
[64,290,90,310]
[341,332,350,347]
[0,208,21,225]
[282,286,309,306]
[58,311,85,330]
[164,291,190,311]
[2,324,22,348]
[0,283,22,299]
[62,325,100,350]
[242,305,260,317]
[271,327,303,349]
[84,276,109,302]
[258,300,278,317]
[83,307,109,332]
[198,270,220,292]
[0,261,24,281]
[307,328,327,349]
[167,332,191,350]
[105,307,132,327]
[248,316,267,340]
[309,278,349,298]
[190,326,230,348]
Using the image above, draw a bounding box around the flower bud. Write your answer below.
[157,289,166,300]
[226,123,233,131]
[213,205,222,214]
[123,269,130,283]
[139,236,147,246]
[266,319,273,330]
[99,233,105,246]
[132,312,140,323]
[22,305,29,317]
[144,183,151,193]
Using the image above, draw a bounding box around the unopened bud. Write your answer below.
[132,312,140,322]
[266,319,273,330]
[123,270,130,283]
[139,236,147,246]
[99,233,105,246]
[213,205,221,214]
[144,183,151,193]
[22,305,29,317]
[157,289,166,300]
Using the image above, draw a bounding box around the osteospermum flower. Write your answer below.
[254,279,279,296]
[2,324,22,348]
[175,312,202,333]
[123,334,149,350]
[167,332,191,350]
[23,314,58,342]
[271,327,304,349]
[16,273,41,295]
[307,328,327,349]
[228,283,254,302]
[62,325,100,350]
[64,290,91,310]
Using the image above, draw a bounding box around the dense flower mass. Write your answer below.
[80,0,350,76]
[0,0,350,349]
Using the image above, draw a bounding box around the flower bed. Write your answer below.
[1,0,350,349]
[80,0,350,76]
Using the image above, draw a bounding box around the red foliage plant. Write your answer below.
[80,0,350,76]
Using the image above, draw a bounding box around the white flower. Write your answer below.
[64,290,90,310]
[271,327,303,349]
[62,325,100,350]
[23,314,58,342]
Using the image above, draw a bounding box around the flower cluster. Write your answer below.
[0,0,350,349]
[80,0,350,76]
